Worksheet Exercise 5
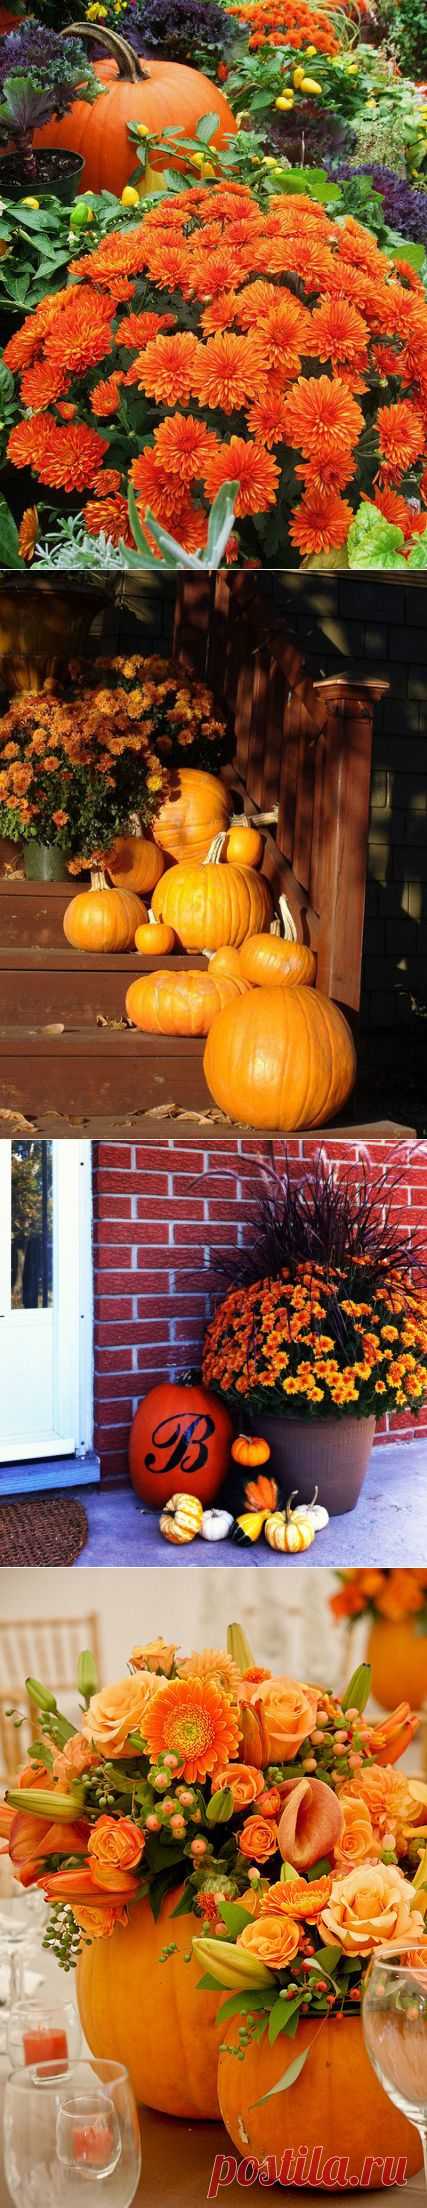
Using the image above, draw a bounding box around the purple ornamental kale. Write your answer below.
[117,0,234,63]
[0,17,92,114]
[331,162,427,250]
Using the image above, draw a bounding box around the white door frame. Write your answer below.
[0,1141,93,1463]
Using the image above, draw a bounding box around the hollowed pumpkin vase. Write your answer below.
[77,1888,223,2119]
[368,1618,427,1711]
[217,2015,422,2188]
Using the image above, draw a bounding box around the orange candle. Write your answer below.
[23,2026,68,2068]
[73,2121,114,2167]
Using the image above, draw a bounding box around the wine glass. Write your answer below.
[7,1998,81,2071]
[362,1940,427,2187]
[3,2057,142,2206]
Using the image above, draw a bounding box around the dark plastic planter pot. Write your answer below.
[0,149,84,203]
[252,1413,376,1516]
[24,843,71,882]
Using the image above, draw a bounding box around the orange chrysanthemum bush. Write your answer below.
[226,0,341,53]
[202,1264,427,1419]
[4,184,427,563]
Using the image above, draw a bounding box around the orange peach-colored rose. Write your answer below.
[239,1815,279,1864]
[74,1900,128,1942]
[320,1864,424,1957]
[88,1816,145,1889]
[52,1734,97,1785]
[334,1794,376,1872]
[83,1673,164,1758]
[130,1638,177,1676]
[238,1914,300,1971]
[257,1787,282,1819]
[212,1764,264,1812]
[265,1874,333,1921]
[250,1678,319,1761]
[278,1777,343,1871]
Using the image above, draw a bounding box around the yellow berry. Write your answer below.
[305,43,317,55]
[300,75,322,94]
[121,185,140,205]
[275,92,294,108]
[293,65,305,86]
[136,122,149,137]
[20,196,40,209]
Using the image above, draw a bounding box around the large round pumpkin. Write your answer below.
[217,2015,422,2186]
[63,875,145,953]
[153,768,232,866]
[106,833,165,896]
[129,1379,232,1508]
[34,27,236,196]
[152,861,273,951]
[125,965,247,1035]
[203,984,356,1130]
[368,1619,427,1712]
[77,1888,223,2118]
[240,934,316,989]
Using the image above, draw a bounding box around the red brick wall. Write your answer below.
[93,1139,427,1483]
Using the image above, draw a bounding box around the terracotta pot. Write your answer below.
[23,843,71,883]
[251,1413,376,1515]
[217,2014,422,2188]
[77,1888,223,2119]
[368,1618,427,1711]
[0,585,106,694]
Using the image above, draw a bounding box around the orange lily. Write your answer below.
[41,1864,139,1903]
[365,1704,419,1767]
[9,1808,90,1888]
[239,1697,270,1770]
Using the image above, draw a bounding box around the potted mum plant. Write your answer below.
[331,1570,427,1710]
[201,1154,427,1516]
[1,1624,426,2185]
[0,679,167,878]
[0,18,98,198]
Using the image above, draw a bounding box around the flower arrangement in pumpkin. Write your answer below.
[3,181,427,564]
[331,1570,427,1625]
[1,1626,426,2062]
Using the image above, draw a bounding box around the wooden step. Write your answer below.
[0,878,77,948]
[0,949,208,1025]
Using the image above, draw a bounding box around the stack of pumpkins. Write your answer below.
[63,766,357,1133]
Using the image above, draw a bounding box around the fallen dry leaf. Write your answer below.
[0,1109,35,1133]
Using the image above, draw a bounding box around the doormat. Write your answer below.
[0,1494,88,1567]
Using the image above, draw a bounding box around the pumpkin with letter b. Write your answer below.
[129,1381,233,1509]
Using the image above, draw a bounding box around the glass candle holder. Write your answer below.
[4,2057,142,2207]
[7,1999,81,2073]
[362,1938,427,2189]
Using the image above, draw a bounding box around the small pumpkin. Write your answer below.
[63,870,145,953]
[264,1503,316,1552]
[239,935,316,989]
[134,921,176,956]
[209,948,244,982]
[153,768,232,865]
[224,822,264,869]
[292,1485,329,1531]
[244,1473,278,1512]
[200,1508,234,1542]
[129,1381,233,1510]
[125,967,246,1036]
[152,861,273,953]
[203,984,356,1131]
[231,1434,271,1468]
[160,1492,204,1544]
[106,833,165,896]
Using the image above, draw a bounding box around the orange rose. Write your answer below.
[73,1900,128,1942]
[251,1678,319,1761]
[265,1875,333,1920]
[257,1788,282,1818]
[334,1794,376,1871]
[212,1764,264,1812]
[130,1638,177,1676]
[239,1815,279,1864]
[238,1914,300,1970]
[320,1864,424,1957]
[52,1735,97,1785]
[88,1815,145,1891]
[83,1673,164,1758]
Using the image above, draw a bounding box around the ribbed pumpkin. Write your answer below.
[209,947,244,981]
[34,26,236,195]
[106,833,165,896]
[129,1379,232,1509]
[240,935,316,988]
[77,1888,223,2118]
[153,768,232,865]
[367,1619,427,1712]
[125,966,247,1035]
[217,2015,422,2186]
[203,983,356,1130]
[63,872,145,953]
[152,862,273,951]
[225,822,264,868]
[160,1491,204,1542]
[134,920,176,955]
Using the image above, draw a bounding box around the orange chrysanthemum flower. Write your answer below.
[143,1677,240,1783]
[83,495,132,546]
[18,507,39,564]
[43,287,113,378]
[7,417,108,493]
[377,400,425,481]
[90,373,125,418]
[151,416,219,485]
[282,375,364,461]
[289,487,354,555]
[192,333,263,413]
[117,310,174,351]
[204,435,279,516]
[309,295,369,370]
[19,362,69,411]
[130,332,199,406]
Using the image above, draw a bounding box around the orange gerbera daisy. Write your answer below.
[289,487,353,556]
[282,375,364,461]
[204,435,279,516]
[192,333,263,413]
[377,400,425,481]
[130,332,199,406]
[142,1677,240,1782]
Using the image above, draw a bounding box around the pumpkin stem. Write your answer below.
[90,867,109,890]
[286,1490,299,1519]
[63,22,141,81]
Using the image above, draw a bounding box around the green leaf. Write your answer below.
[341,1663,371,1713]
[268,1993,304,2044]
[0,500,22,571]
[219,1899,253,1937]
[390,236,425,271]
[252,2043,311,2105]
[171,1884,194,1919]
[217,1989,272,2021]
[311,1944,341,1975]
[195,110,221,143]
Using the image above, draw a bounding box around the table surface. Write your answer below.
[0,1917,423,2207]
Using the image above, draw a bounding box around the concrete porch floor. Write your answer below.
[74,1435,427,1568]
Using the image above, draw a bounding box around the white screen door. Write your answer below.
[0,1142,92,1463]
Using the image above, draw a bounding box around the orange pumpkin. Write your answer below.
[217,2015,422,2187]
[203,983,356,1130]
[134,920,176,955]
[152,861,273,951]
[153,768,232,865]
[63,872,145,953]
[231,1434,271,1467]
[125,966,246,1035]
[77,1888,223,2118]
[106,833,165,896]
[35,27,236,197]
[209,947,244,980]
[225,822,264,868]
[367,1619,427,1712]
[129,1379,233,1508]
[240,934,317,988]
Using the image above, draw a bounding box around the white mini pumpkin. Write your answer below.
[201,1508,234,1541]
[291,1485,329,1531]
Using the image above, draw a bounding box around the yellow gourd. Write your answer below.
[235,1510,269,1545]
[159,1493,204,1544]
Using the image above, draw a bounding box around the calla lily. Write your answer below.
[239,1697,270,1770]
[278,1777,344,1871]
